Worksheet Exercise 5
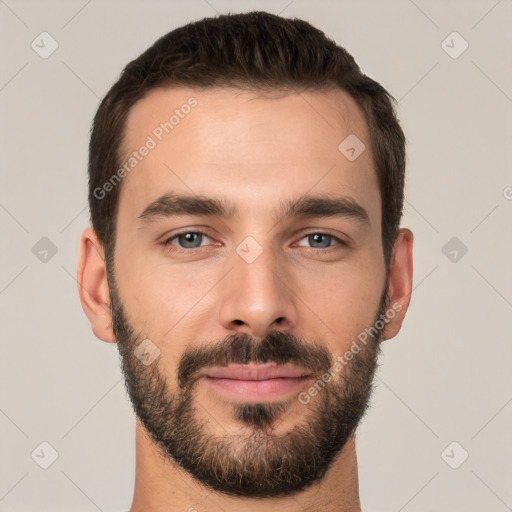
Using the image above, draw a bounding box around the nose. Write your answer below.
[218,244,298,339]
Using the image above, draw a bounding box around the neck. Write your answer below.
[129,419,362,512]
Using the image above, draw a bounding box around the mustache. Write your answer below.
[178,331,333,389]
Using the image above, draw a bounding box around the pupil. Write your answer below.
[182,233,199,247]
[311,233,329,248]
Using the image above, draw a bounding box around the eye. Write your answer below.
[296,232,346,250]
[161,230,347,253]
[163,230,213,250]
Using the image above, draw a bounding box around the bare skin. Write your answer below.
[77,86,413,512]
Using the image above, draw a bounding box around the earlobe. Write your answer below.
[77,227,116,343]
[380,228,414,341]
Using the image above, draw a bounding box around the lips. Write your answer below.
[200,364,313,402]
[201,363,312,380]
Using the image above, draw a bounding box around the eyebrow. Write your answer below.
[137,192,371,227]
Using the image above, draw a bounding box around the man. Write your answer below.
[77,11,413,512]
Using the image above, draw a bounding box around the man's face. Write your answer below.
[109,87,389,497]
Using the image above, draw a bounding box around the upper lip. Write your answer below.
[201,364,312,381]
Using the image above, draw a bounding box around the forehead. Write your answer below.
[117,86,380,227]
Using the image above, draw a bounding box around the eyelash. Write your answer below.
[161,230,348,254]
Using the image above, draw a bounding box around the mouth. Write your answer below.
[199,363,313,402]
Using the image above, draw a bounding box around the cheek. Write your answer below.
[115,246,219,337]
[113,244,168,335]
[302,251,384,347]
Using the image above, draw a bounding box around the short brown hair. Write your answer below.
[88,11,405,270]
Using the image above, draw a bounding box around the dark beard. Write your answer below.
[108,264,388,498]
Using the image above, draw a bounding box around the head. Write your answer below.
[78,11,413,499]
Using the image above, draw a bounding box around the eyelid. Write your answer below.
[298,229,348,244]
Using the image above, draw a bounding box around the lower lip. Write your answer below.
[202,376,312,402]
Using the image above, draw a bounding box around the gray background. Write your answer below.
[1,0,511,511]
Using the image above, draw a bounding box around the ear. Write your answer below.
[77,227,116,343]
[380,228,414,341]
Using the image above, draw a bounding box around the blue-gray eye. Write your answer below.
[164,232,212,249]
[297,233,343,249]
